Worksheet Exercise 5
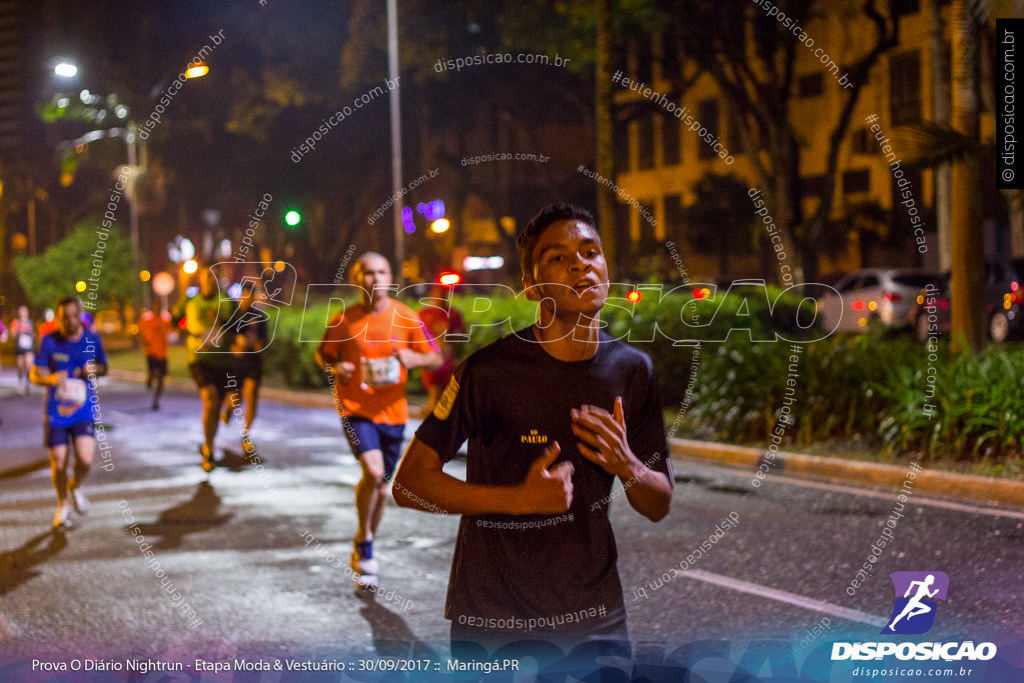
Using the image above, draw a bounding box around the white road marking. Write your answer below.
[675,458,1024,520]
[763,471,1024,521]
[679,568,887,627]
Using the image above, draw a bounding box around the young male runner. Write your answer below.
[221,281,269,454]
[175,268,234,472]
[315,252,441,586]
[393,204,673,657]
[30,296,108,527]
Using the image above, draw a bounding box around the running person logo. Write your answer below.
[882,571,949,635]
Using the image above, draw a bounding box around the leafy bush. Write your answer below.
[265,287,1020,461]
[677,328,1024,461]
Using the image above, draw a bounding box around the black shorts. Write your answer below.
[189,361,233,396]
[146,356,168,375]
[344,417,405,482]
[47,421,96,448]
[236,355,263,383]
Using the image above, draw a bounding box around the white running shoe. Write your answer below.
[70,486,89,515]
[350,541,379,576]
[355,572,379,589]
[53,504,72,528]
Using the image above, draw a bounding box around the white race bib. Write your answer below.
[57,378,88,409]
[361,355,402,388]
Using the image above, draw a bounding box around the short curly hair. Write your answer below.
[517,203,597,278]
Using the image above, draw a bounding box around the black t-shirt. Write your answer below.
[415,326,673,635]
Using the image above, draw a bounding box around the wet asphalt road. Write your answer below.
[1,375,1022,680]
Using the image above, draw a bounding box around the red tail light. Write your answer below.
[884,291,900,303]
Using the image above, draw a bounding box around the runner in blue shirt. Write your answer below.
[31,296,108,528]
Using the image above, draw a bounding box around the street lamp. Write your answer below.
[47,59,209,312]
[185,63,209,79]
[54,61,78,78]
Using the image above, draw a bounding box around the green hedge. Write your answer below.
[264,288,1020,461]
[679,330,1024,461]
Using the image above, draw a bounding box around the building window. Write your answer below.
[891,164,922,209]
[851,128,872,154]
[803,175,829,199]
[662,115,680,166]
[661,28,680,81]
[663,193,684,245]
[889,51,922,126]
[797,73,823,98]
[697,98,719,160]
[616,198,631,255]
[728,111,745,155]
[616,122,630,172]
[633,35,653,83]
[637,116,655,170]
[892,0,920,16]
[843,170,870,194]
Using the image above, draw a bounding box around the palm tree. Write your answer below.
[901,0,1007,351]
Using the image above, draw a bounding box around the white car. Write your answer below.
[819,268,940,333]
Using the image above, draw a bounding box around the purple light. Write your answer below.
[402,207,416,234]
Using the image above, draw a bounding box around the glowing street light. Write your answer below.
[54,62,78,78]
[185,62,209,79]
[430,218,450,234]
[183,259,198,274]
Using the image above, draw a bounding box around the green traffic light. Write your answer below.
[285,210,301,227]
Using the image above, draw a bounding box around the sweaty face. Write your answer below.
[355,256,393,301]
[57,303,81,338]
[525,219,609,317]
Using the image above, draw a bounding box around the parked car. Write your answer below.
[818,268,941,333]
[93,310,123,335]
[907,260,1024,342]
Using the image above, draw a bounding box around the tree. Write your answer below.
[949,0,986,351]
[14,220,132,310]
[682,173,757,277]
[899,0,1008,351]
[664,0,901,283]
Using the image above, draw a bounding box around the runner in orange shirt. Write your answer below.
[315,252,441,587]
[137,299,174,411]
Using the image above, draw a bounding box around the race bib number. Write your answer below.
[17,333,32,350]
[361,355,402,388]
[57,378,88,410]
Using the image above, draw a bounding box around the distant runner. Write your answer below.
[12,305,36,395]
[138,299,174,411]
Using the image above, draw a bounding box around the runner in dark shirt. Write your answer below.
[393,203,673,659]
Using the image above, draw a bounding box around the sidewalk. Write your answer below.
[9,368,1024,511]
[668,439,1024,511]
